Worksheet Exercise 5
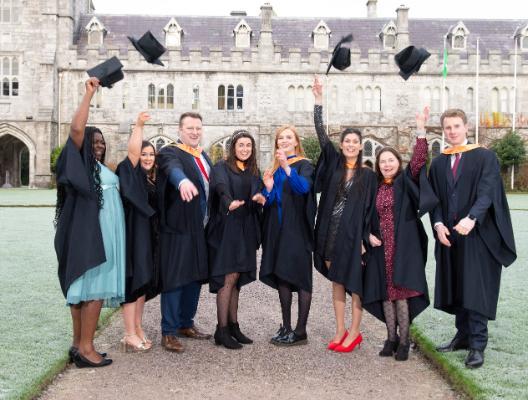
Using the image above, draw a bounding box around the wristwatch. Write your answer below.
[468,214,477,221]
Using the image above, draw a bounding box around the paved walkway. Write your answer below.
[40,267,460,400]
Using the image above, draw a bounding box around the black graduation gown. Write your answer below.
[313,141,377,298]
[429,148,516,320]
[156,145,212,291]
[363,166,438,323]
[54,136,106,297]
[116,157,158,303]
[259,159,316,293]
[206,161,263,293]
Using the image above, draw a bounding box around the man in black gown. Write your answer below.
[156,112,213,352]
[429,108,516,368]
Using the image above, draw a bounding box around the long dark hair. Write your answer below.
[141,140,157,183]
[226,130,259,176]
[339,128,364,184]
[54,126,105,228]
[375,147,403,182]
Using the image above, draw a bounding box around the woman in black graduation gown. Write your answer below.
[116,112,160,352]
[54,78,125,368]
[363,107,438,361]
[312,77,377,353]
[207,130,266,349]
[260,125,316,346]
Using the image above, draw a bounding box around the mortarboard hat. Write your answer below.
[326,34,354,75]
[127,31,166,66]
[394,46,431,80]
[86,56,124,88]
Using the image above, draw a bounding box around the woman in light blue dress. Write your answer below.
[54,77,125,368]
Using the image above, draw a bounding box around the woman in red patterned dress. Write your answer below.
[363,107,438,361]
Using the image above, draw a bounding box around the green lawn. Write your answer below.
[0,206,113,400]
[414,207,528,399]
[0,189,56,206]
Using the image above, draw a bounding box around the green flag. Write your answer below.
[442,47,448,78]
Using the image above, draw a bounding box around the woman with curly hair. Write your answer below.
[54,77,125,368]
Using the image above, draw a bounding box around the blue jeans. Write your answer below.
[161,281,201,336]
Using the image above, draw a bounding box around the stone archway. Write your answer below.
[0,124,36,188]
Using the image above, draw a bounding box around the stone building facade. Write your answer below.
[0,0,527,187]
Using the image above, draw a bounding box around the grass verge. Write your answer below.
[411,325,485,400]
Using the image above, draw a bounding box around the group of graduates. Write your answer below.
[54,75,516,371]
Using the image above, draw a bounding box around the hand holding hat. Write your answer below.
[86,56,124,88]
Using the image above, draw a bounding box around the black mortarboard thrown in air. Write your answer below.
[326,34,354,75]
[86,56,124,88]
[394,46,431,80]
[127,31,166,66]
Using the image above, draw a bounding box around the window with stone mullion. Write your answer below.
[1,56,19,97]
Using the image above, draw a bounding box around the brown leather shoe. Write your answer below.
[161,335,184,352]
[177,325,212,340]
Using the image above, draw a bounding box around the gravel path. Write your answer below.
[40,260,461,400]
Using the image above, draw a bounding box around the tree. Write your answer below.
[301,136,321,165]
[491,131,526,190]
[50,145,64,174]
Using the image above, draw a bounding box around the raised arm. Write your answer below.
[70,78,99,149]
[409,106,430,179]
[128,112,151,167]
[312,76,331,149]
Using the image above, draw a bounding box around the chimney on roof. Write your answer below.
[366,0,377,18]
[259,3,273,49]
[230,11,247,17]
[395,4,410,50]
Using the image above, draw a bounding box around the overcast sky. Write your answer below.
[92,0,527,20]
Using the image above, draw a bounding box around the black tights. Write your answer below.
[382,299,410,345]
[216,272,240,327]
[277,278,312,335]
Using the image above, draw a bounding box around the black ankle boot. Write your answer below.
[228,322,253,344]
[214,325,242,350]
[379,340,399,357]
[395,342,410,361]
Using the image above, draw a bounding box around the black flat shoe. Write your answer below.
[68,346,107,362]
[228,322,253,344]
[73,352,113,368]
[436,336,469,353]
[465,349,484,368]
[379,340,399,357]
[272,331,308,347]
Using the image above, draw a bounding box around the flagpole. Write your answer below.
[441,35,447,148]
[512,35,518,132]
[475,37,480,144]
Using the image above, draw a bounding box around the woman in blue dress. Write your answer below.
[55,77,125,368]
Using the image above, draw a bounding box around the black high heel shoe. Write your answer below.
[68,346,107,363]
[73,352,113,368]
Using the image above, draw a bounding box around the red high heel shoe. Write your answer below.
[334,333,363,353]
[327,331,348,351]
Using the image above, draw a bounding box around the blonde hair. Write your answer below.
[271,125,306,172]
